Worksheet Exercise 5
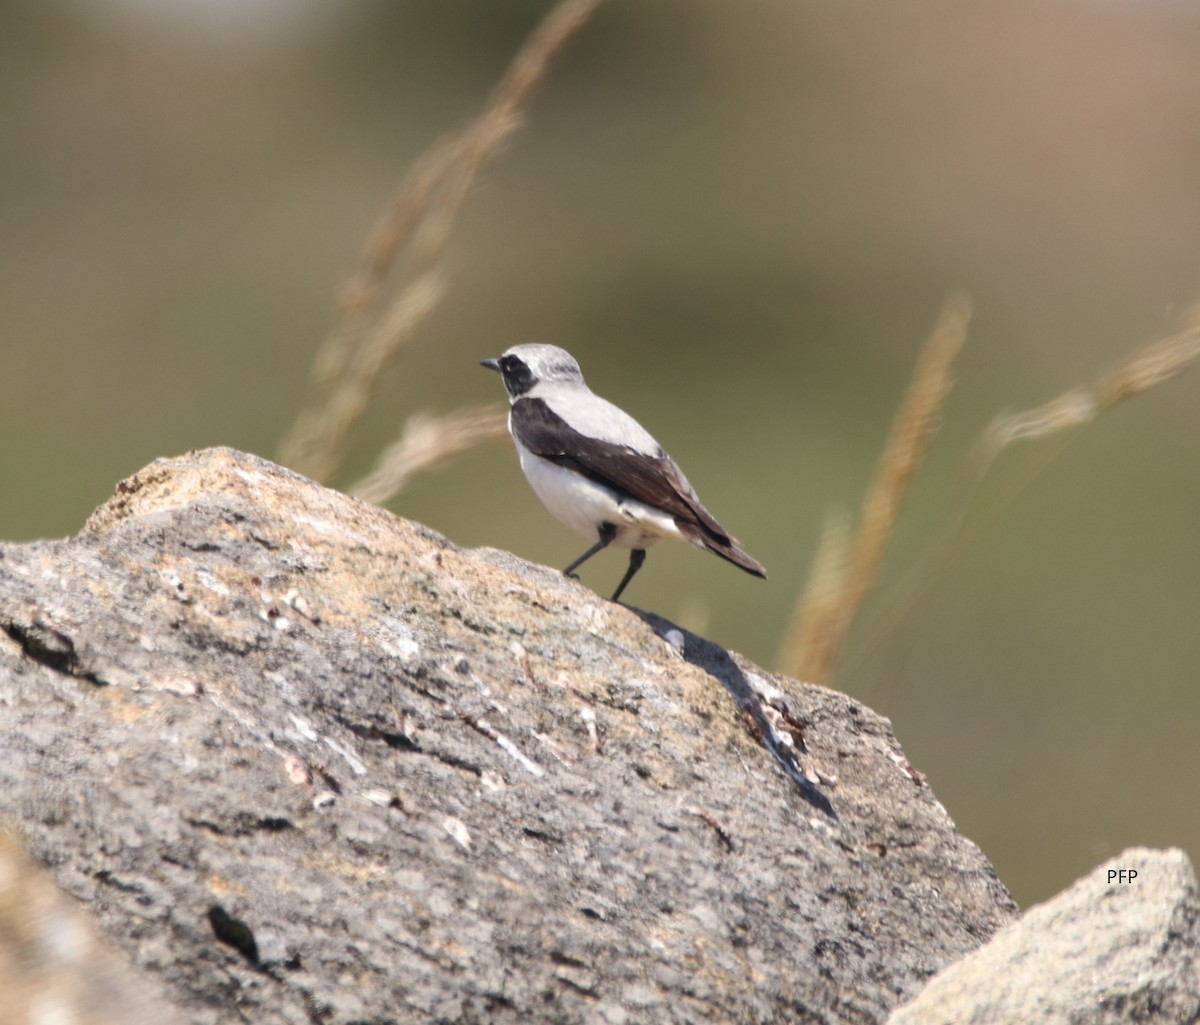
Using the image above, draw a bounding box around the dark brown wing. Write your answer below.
[511,398,766,577]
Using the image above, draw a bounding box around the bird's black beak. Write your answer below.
[480,358,501,372]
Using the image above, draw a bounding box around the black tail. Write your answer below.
[703,536,767,578]
[679,518,767,578]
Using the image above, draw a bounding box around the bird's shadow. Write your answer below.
[632,608,837,820]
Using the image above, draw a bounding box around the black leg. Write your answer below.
[610,549,646,602]
[563,522,617,578]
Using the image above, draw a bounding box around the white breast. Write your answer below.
[513,438,686,550]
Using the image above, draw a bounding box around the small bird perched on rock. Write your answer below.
[482,343,767,601]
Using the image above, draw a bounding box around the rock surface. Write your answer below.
[0,833,184,1025]
[887,846,1200,1025]
[0,447,1018,1024]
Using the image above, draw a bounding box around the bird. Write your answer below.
[481,343,767,602]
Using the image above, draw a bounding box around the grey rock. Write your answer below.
[0,447,1017,1024]
[887,846,1200,1025]
[0,833,184,1025]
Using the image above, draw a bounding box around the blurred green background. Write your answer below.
[2,0,1198,909]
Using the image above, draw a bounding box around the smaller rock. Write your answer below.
[887,846,1200,1025]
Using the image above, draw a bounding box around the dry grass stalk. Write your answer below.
[343,0,606,323]
[288,272,447,485]
[775,512,850,683]
[279,0,607,482]
[780,295,970,684]
[976,305,1200,470]
[349,405,508,506]
[843,304,1200,693]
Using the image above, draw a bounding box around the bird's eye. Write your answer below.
[498,356,535,395]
